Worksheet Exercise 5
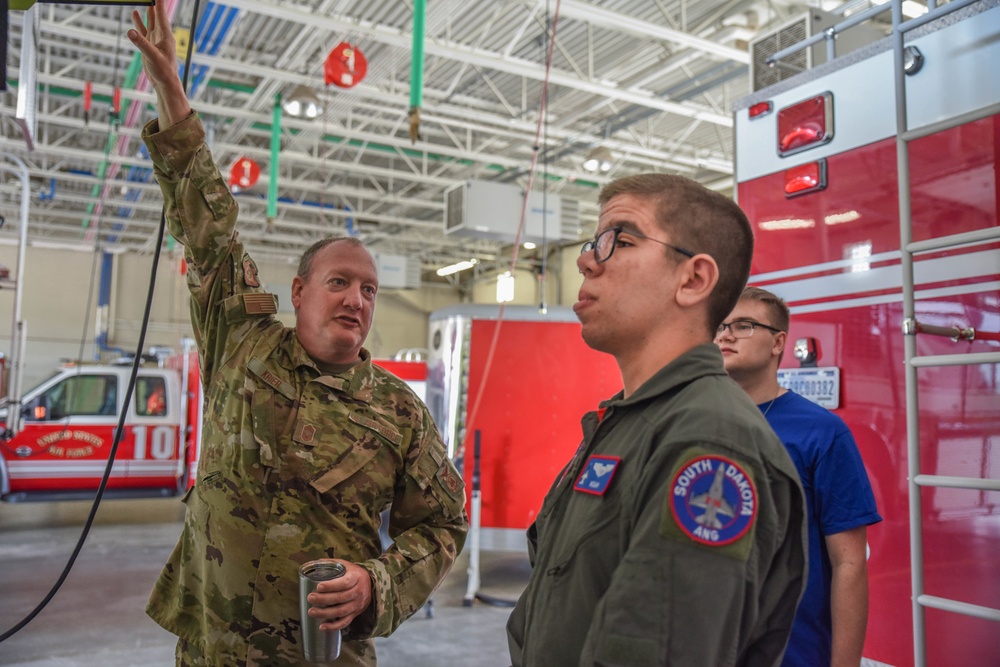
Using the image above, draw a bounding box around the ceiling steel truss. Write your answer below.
[1,0,867,278]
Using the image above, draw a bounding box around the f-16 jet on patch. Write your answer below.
[669,455,757,546]
[574,454,621,496]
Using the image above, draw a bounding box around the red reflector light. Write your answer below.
[778,92,833,156]
[748,101,773,119]
[784,160,827,198]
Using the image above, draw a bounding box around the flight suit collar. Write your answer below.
[574,344,728,492]
[599,343,727,410]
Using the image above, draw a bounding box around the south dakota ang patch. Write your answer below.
[661,454,757,557]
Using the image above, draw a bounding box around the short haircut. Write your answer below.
[739,285,790,332]
[598,174,754,332]
[297,236,367,279]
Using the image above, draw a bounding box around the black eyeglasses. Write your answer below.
[716,320,784,339]
[580,226,695,264]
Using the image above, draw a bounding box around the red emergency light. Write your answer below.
[748,101,773,119]
[784,159,827,198]
[777,92,833,156]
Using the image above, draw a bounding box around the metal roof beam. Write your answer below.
[209,0,732,127]
[554,0,750,64]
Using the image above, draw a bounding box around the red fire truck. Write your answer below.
[734,2,999,665]
[0,345,425,503]
[0,344,202,502]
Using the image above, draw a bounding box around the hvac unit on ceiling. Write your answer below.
[444,180,581,244]
[373,253,422,290]
[749,8,885,92]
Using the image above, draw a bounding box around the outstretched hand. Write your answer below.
[127,2,191,128]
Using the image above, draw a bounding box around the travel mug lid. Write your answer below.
[300,560,346,582]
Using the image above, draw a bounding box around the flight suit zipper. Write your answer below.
[520,405,615,659]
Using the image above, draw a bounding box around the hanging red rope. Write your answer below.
[111,86,121,123]
[83,81,92,126]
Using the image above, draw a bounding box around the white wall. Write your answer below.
[0,243,110,391]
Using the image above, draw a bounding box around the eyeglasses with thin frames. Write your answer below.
[715,320,784,339]
[580,226,695,264]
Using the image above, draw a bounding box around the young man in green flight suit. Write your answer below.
[507,174,808,666]
[128,5,467,665]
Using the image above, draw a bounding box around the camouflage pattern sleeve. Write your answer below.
[141,113,274,383]
[354,402,468,638]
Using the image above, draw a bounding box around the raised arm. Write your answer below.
[128,3,191,128]
[132,1,249,382]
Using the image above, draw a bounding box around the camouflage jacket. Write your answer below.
[141,112,468,666]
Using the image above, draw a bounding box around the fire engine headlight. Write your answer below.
[15,445,32,457]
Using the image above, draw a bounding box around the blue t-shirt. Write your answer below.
[761,390,882,667]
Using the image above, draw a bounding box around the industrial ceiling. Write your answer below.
[0,0,890,284]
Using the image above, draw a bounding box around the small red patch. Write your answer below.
[243,257,260,287]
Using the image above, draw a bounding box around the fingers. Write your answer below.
[306,562,373,631]
[130,10,146,37]
[152,0,168,28]
[128,10,147,48]
[127,5,174,69]
[308,592,364,631]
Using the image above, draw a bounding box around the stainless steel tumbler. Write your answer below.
[299,560,346,663]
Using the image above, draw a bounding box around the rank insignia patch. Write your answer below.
[574,454,621,496]
[669,455,757,546]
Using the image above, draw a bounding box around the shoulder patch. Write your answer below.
[243,293,277,315]
[573,454,621,496]
[667,455,757,547]
[243,255,260,287]
[436,462,465,501]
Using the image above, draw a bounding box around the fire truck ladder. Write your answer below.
[891,1,1000,665]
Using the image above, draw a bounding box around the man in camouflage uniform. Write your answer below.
[128,6,468,666]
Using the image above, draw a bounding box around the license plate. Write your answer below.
[777,367,840,409]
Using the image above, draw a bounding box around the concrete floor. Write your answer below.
[0,498,529,667]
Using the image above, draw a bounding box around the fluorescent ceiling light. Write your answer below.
[436,258,478,276]
[496,271,515,303]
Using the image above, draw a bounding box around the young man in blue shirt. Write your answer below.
[717,285,882,667]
